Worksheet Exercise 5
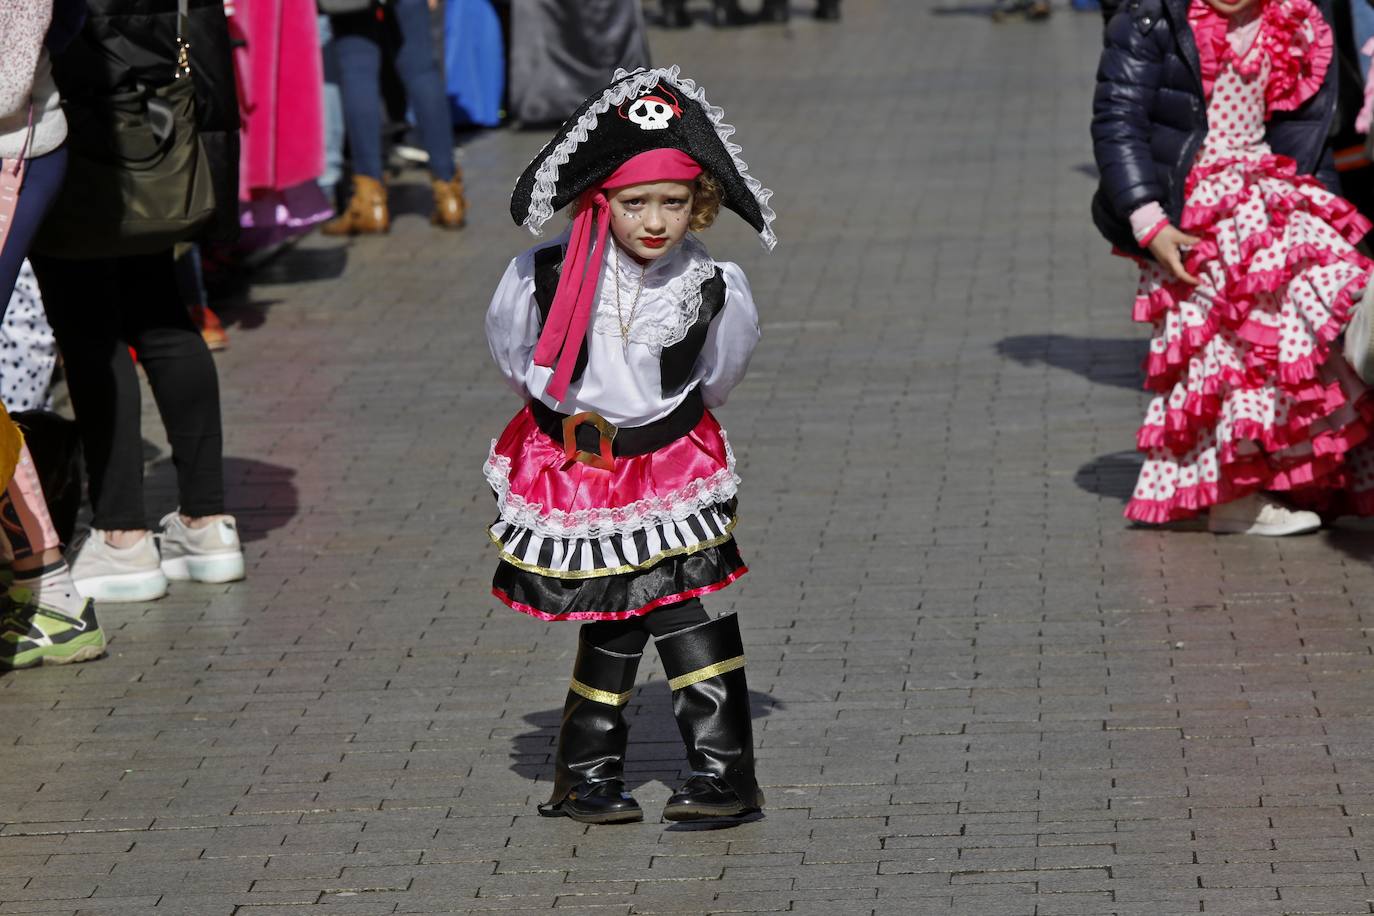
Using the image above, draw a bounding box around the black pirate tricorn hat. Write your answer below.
[510,66,777,249]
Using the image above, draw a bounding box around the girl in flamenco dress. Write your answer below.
[1092,0,1374,534]
[484,67,774,824]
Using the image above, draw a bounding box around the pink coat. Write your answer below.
[230,0,325,198]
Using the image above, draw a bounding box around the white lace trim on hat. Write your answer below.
[518,65,778,251]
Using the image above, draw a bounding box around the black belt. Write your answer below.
[530,388,705,470]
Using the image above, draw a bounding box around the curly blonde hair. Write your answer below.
[689,173,723,232]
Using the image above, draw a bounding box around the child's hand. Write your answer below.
[1147,225,1202,286]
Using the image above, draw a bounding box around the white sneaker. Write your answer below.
[158,512,245,584]
[1207,492,1322,536]
[69,532,169,602]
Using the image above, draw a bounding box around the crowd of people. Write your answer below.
[17,0,1374,832]
[0,0,833,674]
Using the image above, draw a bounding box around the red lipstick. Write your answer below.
[641,237,667,249]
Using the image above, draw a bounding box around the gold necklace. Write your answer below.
[613,259,647,355]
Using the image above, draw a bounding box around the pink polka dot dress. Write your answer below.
[1126,0,1374,524]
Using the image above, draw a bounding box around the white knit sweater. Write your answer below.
[0,2,68,160]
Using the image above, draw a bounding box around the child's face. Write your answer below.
[607,181,694,263]
[1204,0,1259,15]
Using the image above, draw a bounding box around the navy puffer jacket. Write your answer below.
[1091,0,1339,257]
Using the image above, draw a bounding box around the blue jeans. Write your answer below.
[318,14,346,197]
[0,147,67,310]
[1355,0,1374,81]
[331,0,455,182]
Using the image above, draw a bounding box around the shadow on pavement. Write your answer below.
[511,683,780,800]
[997,334,1147,391]
[243,243,348,286]
[207,243,347,330]
[1074,449,1142,503]
[930,3,1003,15]
[145,455,299,544]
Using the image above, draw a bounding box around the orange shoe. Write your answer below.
[322,175,390,236]
[431,169,467,230]
[190,303,228,351]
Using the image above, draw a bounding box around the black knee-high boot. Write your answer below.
[537,640,643,824]
[815,0,840,19]
[656,613,764,821]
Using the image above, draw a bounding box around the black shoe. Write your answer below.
[759,0,789,22]
[540,640,643,822]
[711,0,751,25]
[656,614,765,821]
[815,0,840,19]
[539,779,643,824]
[661,0,692,27]
[663,774,759,821]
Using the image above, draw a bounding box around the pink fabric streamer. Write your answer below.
[533,149,703,402]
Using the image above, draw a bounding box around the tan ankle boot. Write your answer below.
[431,169,467,229]
[322,175,390,236]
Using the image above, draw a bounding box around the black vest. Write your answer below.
[532,245,728,397]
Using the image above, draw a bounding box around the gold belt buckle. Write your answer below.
[562,412,617,471]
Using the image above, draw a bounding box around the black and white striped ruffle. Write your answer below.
[490,500,737,578]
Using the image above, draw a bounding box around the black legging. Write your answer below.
[580,598,710,654]
[30,250,225,530]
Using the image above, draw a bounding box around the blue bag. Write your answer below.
[444,0,505,128]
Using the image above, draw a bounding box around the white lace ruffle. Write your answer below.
[482,434,741,540]
[591,236,717,351]
[517,65,778,251]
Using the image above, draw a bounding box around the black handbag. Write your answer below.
[32,0,216,259]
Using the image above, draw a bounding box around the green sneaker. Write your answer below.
[0,596,105,670]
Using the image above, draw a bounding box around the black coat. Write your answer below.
[50,0,240,243]
[1091,0,1339,257]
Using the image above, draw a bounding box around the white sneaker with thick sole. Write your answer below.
[1207,492,1322,536]
[158,512,245,584]
[69,532,169,602]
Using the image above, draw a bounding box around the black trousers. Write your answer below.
[30,251,225,530]
[579,599,710,654]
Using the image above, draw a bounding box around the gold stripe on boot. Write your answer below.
[668,655,746,691]
[570,678,634,706]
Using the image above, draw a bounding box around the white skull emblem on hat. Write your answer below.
[626,96,675,131]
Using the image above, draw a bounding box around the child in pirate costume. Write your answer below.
[484,66,775,824]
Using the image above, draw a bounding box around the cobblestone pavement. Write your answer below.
[6,2,1374,914]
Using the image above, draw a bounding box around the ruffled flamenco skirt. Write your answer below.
[1127,153,1374,523]
[483,406,747,621]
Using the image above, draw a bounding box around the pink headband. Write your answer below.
[533,150,704,401]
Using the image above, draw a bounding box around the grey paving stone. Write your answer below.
[5,1,1374,913]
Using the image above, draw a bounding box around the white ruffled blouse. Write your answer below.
[485,232,761,427]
